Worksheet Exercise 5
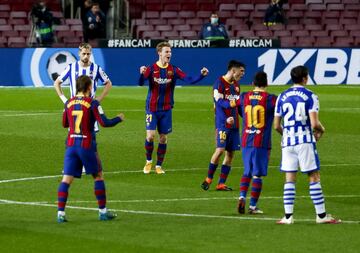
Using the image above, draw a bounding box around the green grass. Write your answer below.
[0,86,359,253]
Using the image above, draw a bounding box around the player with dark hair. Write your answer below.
[201,60,245,191]
[139,41,209,174]
[237,71,277,214]
[274,65,341,224]
[57,75,124,223]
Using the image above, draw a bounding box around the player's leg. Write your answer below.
[216,129,240,191]
[57,175,74,223]
[154,110,172,174]
[58,147,80,223]
[144,111,158,174]
[238,147,252,213]
[216,150,234,191]
[248,148,269,214]
[201,147,225,190]
[299,144,341,224]
[277,146,298,224]
[84,150,117,221]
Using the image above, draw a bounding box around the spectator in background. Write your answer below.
[264,0,287,26]
[84,2,106,42]
[30,0,60,46]
[200,13,229,40]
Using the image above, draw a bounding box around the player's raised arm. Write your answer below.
[91,100,124,127]
[176,67,209,84]
[138,66,151,86]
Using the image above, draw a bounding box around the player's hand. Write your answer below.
[200,67,209,76]
[226,117,234,125]
[118,113,125,121]
[313,129,323,141]
[140,66,147,74]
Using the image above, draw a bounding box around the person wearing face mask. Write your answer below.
[199,13,229,40]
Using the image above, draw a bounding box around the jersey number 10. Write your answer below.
[244,105,265,129]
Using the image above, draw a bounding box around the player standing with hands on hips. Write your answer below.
[274,65,341,224]
[57,75,124,222]
[139,41,209,174]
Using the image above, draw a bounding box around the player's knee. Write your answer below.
[146,134,155,142]
[159,135,167,143]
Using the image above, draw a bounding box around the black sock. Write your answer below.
[318,212,326,219]
[285,213,293,219]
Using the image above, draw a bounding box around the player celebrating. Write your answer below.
[237,71,277,214]
[54,42,112,103]
[139,41,209,174]
[274,65,341,224]
[201,60,245,191]
[57,75,124,223]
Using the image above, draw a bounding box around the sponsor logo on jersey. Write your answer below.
[154,77,171,84]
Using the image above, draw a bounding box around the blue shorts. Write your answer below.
[216,128,241,152]
[145,110,172,134]
[242,147,270,177]
[63,146,102,178]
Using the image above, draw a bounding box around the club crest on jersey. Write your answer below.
[167,71,173,76]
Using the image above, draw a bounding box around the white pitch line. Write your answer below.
[1,164,359,184]
[0,199,358,224]
[65,195,360,204]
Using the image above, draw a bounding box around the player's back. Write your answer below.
[64,96,96,149]
[240,90,276,149]
[275,85,318,147]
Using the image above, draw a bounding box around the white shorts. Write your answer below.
[280,143,320,173]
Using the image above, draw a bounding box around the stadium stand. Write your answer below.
[129,0,360,47]
[0,0,359,47]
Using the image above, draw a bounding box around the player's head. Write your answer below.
[91,2,100,14]
[227,60,245,81]
[210,13,219,25]
[156,41,172,65]
[253,71,268,88]
[291,65,309,85]
[78,42,92,64]
[76,75,92,95]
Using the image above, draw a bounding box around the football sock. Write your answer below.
[156,143,167,166]
[218,164,231,184]
[57,182,70,212]
[309,182,326,215]
[207,163,218,181]
[283,182,295,215]
[239,175,251,199]
[250,178,263,207]
[145,139,154,161]
[94,180,106,210]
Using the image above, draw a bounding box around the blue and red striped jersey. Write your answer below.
[239,90,277,149]
[213,76,240,130]
[62,96,121,149]
[139,62,204,112]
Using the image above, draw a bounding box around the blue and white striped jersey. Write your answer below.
[58,61,110,98]
[274,85,319,147]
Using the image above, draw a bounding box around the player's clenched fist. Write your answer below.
[201,67,209,76]
[140,66,147,74]
[226,116,234,125]
[117,113,125,121]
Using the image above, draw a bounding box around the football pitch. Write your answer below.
[0,85,359,252]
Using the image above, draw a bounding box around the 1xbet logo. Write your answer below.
[258,49,360,85]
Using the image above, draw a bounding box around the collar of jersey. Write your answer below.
[156,61,168,69]
[222,75,234,84]
[292,84,305,88]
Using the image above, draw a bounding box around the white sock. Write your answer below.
[310,182,326,215]
[284,182,296,214]
[99,208,107,214]
[58,211,65,216]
